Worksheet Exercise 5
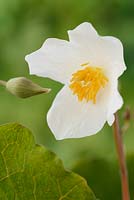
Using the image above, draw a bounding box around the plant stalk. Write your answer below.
[0,80,7,86]
[113,113,130,200]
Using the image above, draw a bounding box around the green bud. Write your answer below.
[5,77,51,98]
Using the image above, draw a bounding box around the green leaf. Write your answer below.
[0,123,96,200]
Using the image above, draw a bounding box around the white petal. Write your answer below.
[107,114,115,126]
[68,22,126,77]
[25,38,82,84]
[107,79,123,126]
[47,85,110,140]
[99,36,126,77]
[68,22,100,67]
[26,22,126,86]
[68,22,98,44]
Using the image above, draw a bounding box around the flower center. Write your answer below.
[69,64,108,104]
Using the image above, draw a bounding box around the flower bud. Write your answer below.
[6,77,51,98]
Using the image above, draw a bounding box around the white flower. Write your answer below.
[25,22,126,140]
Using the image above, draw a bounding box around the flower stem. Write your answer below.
[0,80,7,86]
[113,113,130,200]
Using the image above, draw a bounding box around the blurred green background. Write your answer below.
[0,0,134,199]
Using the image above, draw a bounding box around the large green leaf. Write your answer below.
[0,123,96,200]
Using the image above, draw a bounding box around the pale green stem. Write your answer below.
[0,80,7,86]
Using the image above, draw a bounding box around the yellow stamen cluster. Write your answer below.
[69,65,108,103]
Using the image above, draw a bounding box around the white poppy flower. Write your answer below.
[25,22,126,140]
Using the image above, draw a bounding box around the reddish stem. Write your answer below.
[113,113,130,200]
